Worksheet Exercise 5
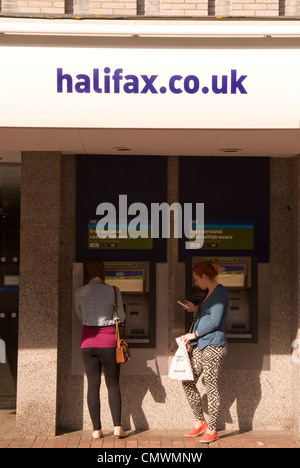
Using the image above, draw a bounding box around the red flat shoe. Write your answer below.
[198,431,219,444]
[184,421,208,437]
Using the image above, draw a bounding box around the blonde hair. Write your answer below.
[193,259,221,280]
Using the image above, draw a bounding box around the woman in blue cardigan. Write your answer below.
[181,259,229,444]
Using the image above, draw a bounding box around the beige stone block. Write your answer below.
[41,6,65,11]
[101,1,125,7]
[17,6,41,11]
[28,1,52,5]
[113,8,136,13]
[244,4,267,9]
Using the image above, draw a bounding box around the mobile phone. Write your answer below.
[177,300,189,309]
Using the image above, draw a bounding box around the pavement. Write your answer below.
[1,409,300,449]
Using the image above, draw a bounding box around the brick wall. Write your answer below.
[16,0,64,14]
[82,0,137,15]
[0,1,300,20]
[160,0,208,17]
[231,0,280,17]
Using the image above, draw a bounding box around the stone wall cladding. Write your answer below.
[1,0,300,18]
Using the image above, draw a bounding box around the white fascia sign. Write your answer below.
[0,47,300,129]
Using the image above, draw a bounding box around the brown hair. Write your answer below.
[193,259,221,280]
[85,258,106,282]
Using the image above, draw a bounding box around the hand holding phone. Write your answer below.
[177,300,190,310]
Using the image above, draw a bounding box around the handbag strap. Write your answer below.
[189,306,198,333]
[113,286,120,343]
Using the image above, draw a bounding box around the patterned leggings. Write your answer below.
[182,344,227,432]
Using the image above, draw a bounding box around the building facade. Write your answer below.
[0,2,300,438]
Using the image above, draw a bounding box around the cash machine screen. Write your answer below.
[105,270,144,292]
[217,265,246,288]
[105,269,150,343]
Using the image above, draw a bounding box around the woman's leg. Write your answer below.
[182,347,205,423]
[100,348,122,427]
[81,348,102,431]
[201,344,228,432]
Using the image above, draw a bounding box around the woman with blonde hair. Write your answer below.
[180,259,229,444]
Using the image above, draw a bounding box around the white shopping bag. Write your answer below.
[168,337,194,381]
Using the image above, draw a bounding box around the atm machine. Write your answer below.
[185,256,258,343]
[104,262,156,346]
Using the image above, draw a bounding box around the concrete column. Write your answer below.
[215,0,231,16]
[137,0,160,15]
[291,156,300,438]
[16,152,77,436]
[167,156,179,354]
[270,156,300,438]
[1,0,17,12]
[56,154,83,432]
[73,0,89,14]
[285,0,300,16]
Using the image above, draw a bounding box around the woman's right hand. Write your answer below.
[184,300,196,313]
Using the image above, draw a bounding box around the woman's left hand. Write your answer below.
[181,333,195,343]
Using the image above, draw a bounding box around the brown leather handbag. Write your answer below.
[113,286,130,364]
